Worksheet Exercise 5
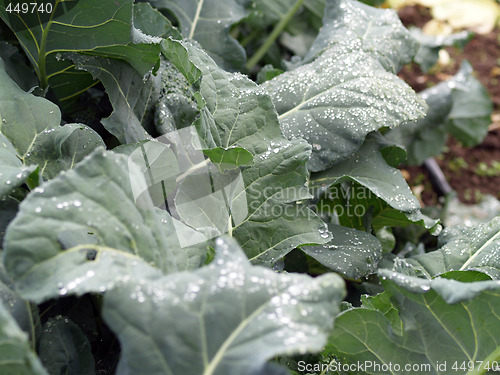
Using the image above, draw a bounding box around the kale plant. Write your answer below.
[0,1,498,374]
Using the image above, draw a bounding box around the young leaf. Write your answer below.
[162,39,331,265]
[386,61,493,165]
[150,0,249,70]
[25,124,105,180]
[327,273,500,375]
[263,0,426,171]
[0,300,47,375]
[103,237,346,375]
[38,316,94,375]
[2,149,194,303]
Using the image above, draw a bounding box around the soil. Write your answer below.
[396,5,500,205]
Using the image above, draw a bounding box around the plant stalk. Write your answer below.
[38,0,60,89]
[245,0,305,71]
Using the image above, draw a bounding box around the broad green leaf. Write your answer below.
[303,0,418,71]
[0,300,48,375]
[103,237,346,375]
[38,316,94,375]
[0,0,161,109]
[150,0,249,70]
[0,58,104,181]
[410,27,471,72]
[327,272,500,375]
[2,149,189,303]
[386,61,492,165]
[162,39,331,265]
[263,0,426,171]
[397,217,500,279]
[70,55,160,143]
[310,135,421,214]
[301,224,382,279]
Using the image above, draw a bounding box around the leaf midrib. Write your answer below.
[189,0,205,39]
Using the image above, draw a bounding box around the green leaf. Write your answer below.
[70,55,160,143]
[38,316,94,375]
[0,42,38,92]
[133,2,182,40]
[386,61,492,165]
[301,223,382,279]
[397,216,500,280]
[2,149,191,303]
[410,27,471,72]
[263,0,426,171]
[310,134,421,214]
[0,134,36,197]
[445,63,493,147]
[103,237,345,375]
[0,58,60,159]
[203,147,254,170]
[150,0,249,70]
[327,272,500,375]
[303,0,418,71]
[0,300,48,375]
[0,58,104,181]
[25,124,105,180]
[162,39,331,265]
[0,0,161,108]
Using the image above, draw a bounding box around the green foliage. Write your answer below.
[387,61,492,165]
[0,0,497,374]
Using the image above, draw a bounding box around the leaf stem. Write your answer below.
[245,0,305,71]
[25,301,36,352]
[176,158,211,183]
[38,0,60,89]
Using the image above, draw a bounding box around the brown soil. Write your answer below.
[397,5,500,205]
